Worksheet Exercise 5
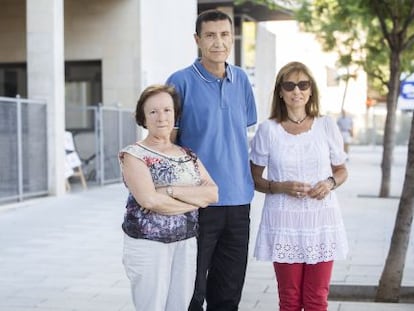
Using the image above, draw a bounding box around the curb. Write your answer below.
[329,285,414,303]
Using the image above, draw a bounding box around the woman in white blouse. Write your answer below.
[249,61,348,311]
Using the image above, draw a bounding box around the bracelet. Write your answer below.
[327,176,337,190]
[268,181,273,194]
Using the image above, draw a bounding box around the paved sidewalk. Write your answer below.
[0,145,413,310]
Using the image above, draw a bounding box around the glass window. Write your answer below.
[65,61,102,131]
[0,63,27,97]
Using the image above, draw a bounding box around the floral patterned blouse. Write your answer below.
[119,143,201,243]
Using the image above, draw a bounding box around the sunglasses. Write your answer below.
[281,81,311,91]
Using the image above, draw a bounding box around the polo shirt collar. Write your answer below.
[192,58,233,83]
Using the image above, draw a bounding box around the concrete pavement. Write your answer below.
[0,145,413,310]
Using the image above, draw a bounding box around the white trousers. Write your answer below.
[123,234,197,311]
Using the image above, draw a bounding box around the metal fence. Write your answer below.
[66,104,137,186]
[0,96,48,204]
[0,97,137,205]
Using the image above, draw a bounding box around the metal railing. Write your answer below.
[0,96,48,204]
[66,104,137,186]
[0,97,137,205]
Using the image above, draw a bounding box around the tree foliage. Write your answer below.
[296,0,414,96]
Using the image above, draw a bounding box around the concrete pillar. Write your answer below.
[255,24,276,123]
[26,0,66,196]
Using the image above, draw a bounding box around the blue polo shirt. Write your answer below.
[166,59,257,206]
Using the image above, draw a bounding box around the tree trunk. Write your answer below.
[379,50,401,197]
[376,111,414,302]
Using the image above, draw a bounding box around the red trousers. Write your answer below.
[273,261,333,311]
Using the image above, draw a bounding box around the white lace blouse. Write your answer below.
[250,116,349,264]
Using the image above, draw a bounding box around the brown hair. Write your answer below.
[135,84,181,129]
[269,61,321,122]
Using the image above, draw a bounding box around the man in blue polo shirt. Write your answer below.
[166,9,257,311]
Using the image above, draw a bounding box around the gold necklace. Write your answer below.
[287,115,307,124]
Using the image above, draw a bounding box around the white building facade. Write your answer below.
[5,1,396,203]
[0,0,198,197]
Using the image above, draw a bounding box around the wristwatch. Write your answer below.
[327,176,337,190]
[166,186,174,197]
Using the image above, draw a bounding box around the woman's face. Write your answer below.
[143,92,175,138]
[280,71,312,111]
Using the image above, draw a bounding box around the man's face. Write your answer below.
[195,19,233,65]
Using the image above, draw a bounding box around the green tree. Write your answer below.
[295,0,414,302]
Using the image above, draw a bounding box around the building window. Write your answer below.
[0,63,27,97]
[0,61,102,131]
[65,61,102,131]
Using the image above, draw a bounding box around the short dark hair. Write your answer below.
[135,84,181,129]
[195,9,233,36]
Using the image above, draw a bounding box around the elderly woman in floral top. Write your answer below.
[119,84,218,311]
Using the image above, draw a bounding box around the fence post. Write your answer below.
[118,103,123,181]
[97,103,105,186]
[16,95,23,201]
